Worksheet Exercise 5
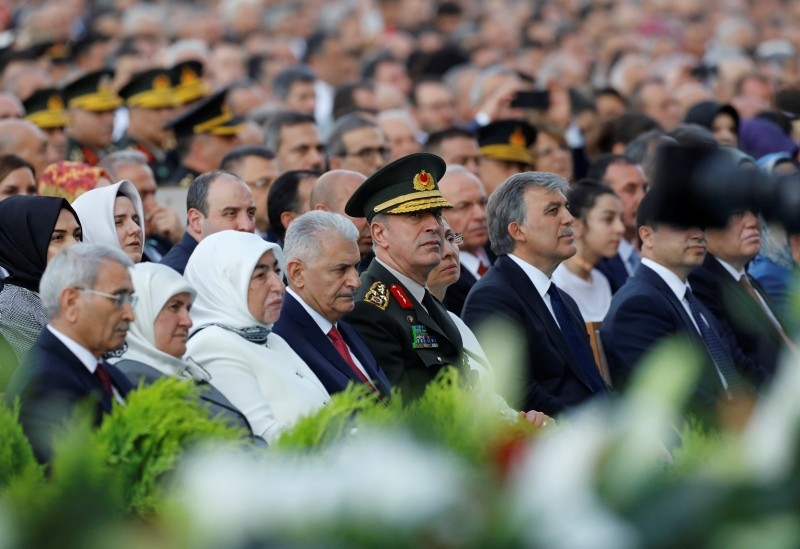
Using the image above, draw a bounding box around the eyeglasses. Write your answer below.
[445,232,464,247]
[77,288,138,308]
[345,146,391,162]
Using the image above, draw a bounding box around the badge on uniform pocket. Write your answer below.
[411,324,439,349]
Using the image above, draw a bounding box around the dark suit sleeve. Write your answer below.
[601,293,679,389]
[462,283,568,414]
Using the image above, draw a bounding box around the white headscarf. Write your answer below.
[72,179,145,253]
[185,230,285,337]
[115,262,199,378]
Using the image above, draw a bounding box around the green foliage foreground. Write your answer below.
[1,349,800,547]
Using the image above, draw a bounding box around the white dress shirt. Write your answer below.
[507,254,559,326]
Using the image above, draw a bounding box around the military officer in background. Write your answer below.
[23,87,69,166]
[343,152,467,400]
[116,68,179,184]
[163,87,244,187]
[62,69,122,165]
[169,60,212,113]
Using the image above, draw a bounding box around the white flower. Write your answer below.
[170,428,473,547]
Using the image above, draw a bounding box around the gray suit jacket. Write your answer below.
[115,359,261,441]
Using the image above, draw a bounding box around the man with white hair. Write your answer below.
[6,245,136,463]
[273,211,391,397]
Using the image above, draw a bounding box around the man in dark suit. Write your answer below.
[462,171,607,416]
[601,192,766,409]
[689,209,789,376]
[438,165,491,316]
[343,153,468,400]
[273,210,391,397]
[160,171,256,274]
[5,245,136,463]
[589,154,648,292]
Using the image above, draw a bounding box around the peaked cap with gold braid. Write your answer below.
[344,152,452,221]
[62,69,122,112]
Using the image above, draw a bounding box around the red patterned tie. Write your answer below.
[95,361,113,394]
[328,326,377,391]
[739,275,798,353]
[477,263,489,277]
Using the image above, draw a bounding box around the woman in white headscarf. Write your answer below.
[72,179,145,263]
[111,262,255,436]
[185,230,330,443]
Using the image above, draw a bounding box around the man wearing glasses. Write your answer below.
[327,113,390,177]
[6,245,136,463]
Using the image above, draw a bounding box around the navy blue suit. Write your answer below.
[595,254,630,294]
[273,292,391,397]
[689,254,784,376]
[5,328,134,463]
[462,255,602,416]
[601,264,766,405]
[159,232,198,275]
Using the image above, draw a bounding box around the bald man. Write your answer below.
[310,169,372,262]
[0,119,48,178]
[0,92,24,119]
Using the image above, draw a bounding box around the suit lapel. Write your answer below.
[368,261,461,348]
[42,330,114,412]
[339,320,391,395]
[495,257,592,386]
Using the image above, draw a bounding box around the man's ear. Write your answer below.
[60,287,81,323]
[187,208,204,236]
[370,219,389,250]
[507,221,526,243]
[280,211,298,232]
[638,225,653,251]
[285,258,305,288]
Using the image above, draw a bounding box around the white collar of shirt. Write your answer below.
[286,287,334,334]
[641,258,691,301]
[47,324,100,373]
[618,238,639,274]
[508,254,552,299]
[376,257,427,304]
[460,251,488,278]
[713,256,745,281]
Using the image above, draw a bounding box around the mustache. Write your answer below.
[558,227,574,238]
[338,289,358,299]
[115,323,130,332]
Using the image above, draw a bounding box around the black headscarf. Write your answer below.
[684,101,740,135]
[0,196,82,292]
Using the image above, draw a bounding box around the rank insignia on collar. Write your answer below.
[390,284,414,309]
[364,281,389,310]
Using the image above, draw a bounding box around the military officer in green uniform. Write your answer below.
[62,69,122,165]
[163,87,244,187]
[23,87,69,166]
[343,152,468,399]
[116,68,179,184]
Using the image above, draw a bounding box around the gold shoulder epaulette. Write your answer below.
[364,281,389,310]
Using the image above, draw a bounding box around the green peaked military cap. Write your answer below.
[163,87,243,139]
[344,152,452,221]
[23,87,69,128]
[119,68,176,109]
[62,68,122,111]
[477,119,537,165]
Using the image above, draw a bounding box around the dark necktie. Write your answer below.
[328,326,377,392]
[95,361,113,394]
[684,289,747,397]
[477,263,489,277]
[422,290,462,351]
[739,275,798,353]
[546,284,606,393]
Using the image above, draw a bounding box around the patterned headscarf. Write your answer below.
[37,161,110,202]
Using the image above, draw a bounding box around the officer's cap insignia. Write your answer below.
[364,281,389,310]
[412,170,435,191]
